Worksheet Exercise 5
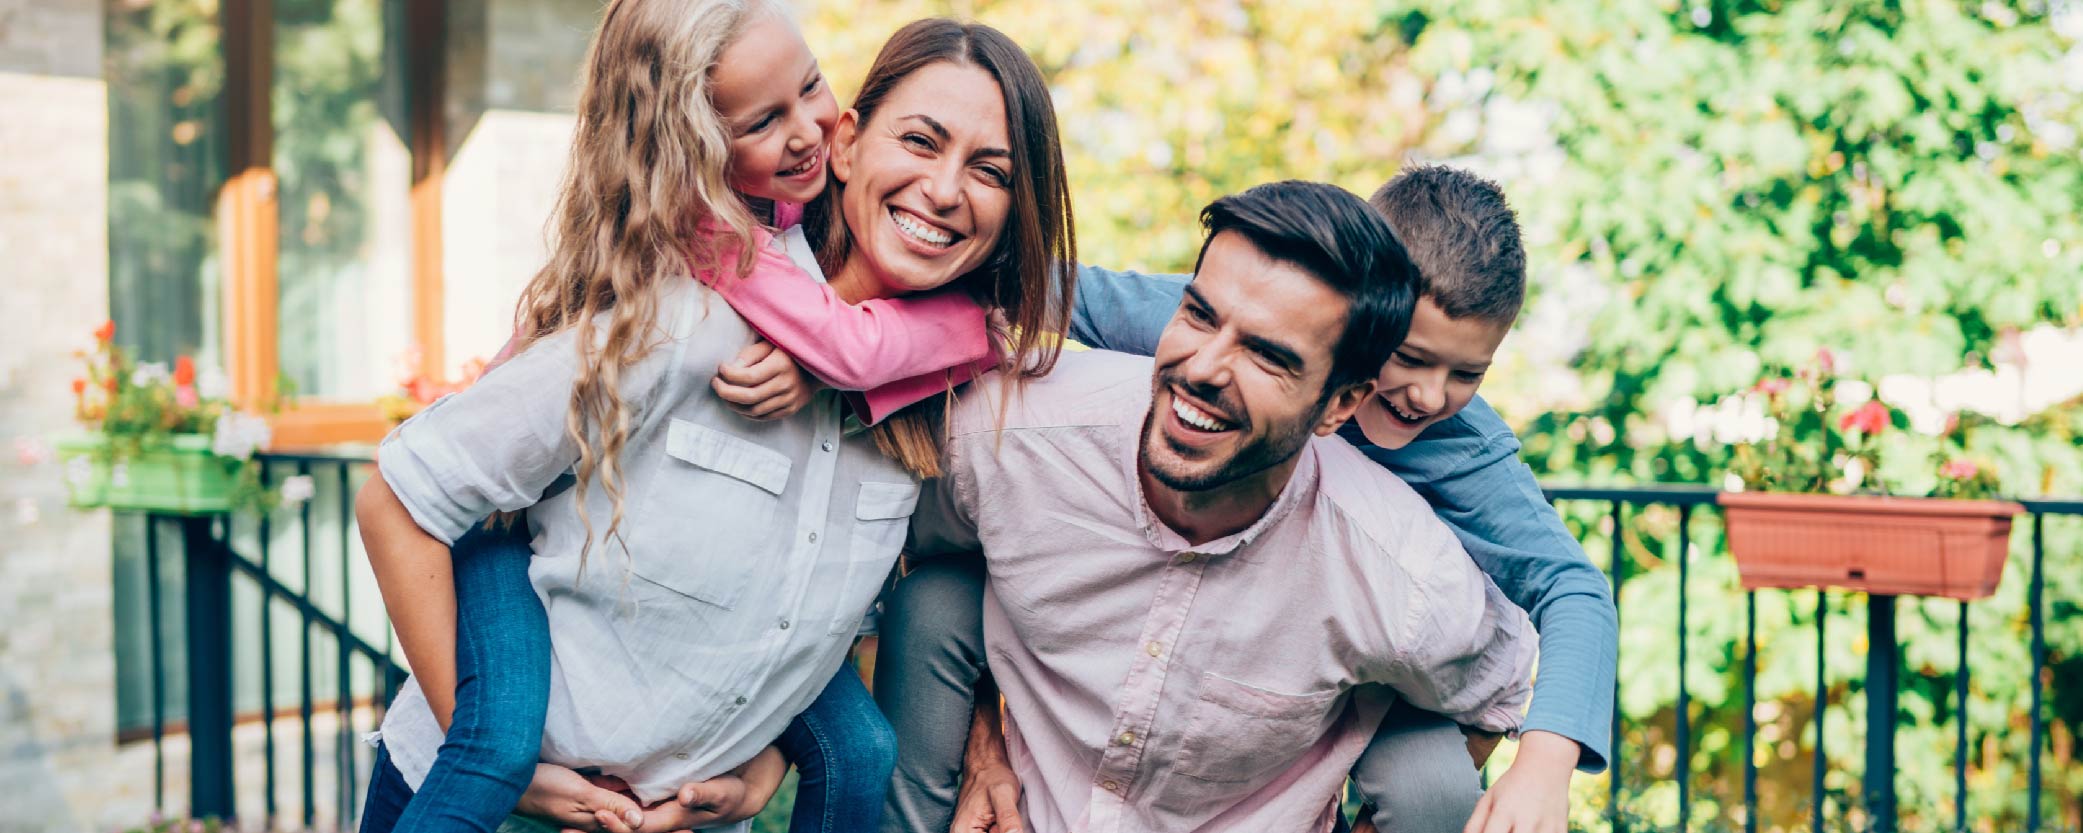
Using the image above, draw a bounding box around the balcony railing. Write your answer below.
[126,452,2080,832]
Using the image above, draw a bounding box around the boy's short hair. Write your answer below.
[1367,165,1527,325]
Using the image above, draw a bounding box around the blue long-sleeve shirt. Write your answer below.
[1070,263,1617,772]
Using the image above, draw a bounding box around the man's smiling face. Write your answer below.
[1141,231,1363,492]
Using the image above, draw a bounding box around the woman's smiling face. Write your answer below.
[828,61,1014,298]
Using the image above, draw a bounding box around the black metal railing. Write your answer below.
[129,456,2078,832]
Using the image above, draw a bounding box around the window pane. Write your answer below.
[274,0,413,401]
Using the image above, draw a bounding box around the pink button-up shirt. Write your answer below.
[912,350,1537,833]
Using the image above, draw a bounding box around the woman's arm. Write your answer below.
[357,474,463,727]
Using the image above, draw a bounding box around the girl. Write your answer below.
[356,5,1073,833]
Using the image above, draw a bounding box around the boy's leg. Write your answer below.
[392,518,553,833]
[872,556,991,833]
[774,661,900,833]
[1350,700,1486,833]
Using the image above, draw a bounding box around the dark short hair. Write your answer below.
[1368,165,1526,324]
[1192,180,1418,393]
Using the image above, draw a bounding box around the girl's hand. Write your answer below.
[713,339,821,420]
[640,746,786,831]
[516,763,646,833]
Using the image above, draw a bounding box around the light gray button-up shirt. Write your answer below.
[375,229,916,806]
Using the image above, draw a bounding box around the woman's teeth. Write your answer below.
[892,210,953,247]
[1173,397,1233,432]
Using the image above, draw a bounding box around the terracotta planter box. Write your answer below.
[1719,492,2023,600]
[55,433,238,515]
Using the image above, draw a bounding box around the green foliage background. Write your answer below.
[793,2,2083,831]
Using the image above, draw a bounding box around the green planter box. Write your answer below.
[56,433,238,514]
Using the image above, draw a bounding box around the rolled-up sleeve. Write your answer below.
[1381,562,1538,735]
[376,331,588,544]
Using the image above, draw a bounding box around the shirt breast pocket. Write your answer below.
[827,481,918,635]
[629,418,792,611]
[1172,671,1342,785]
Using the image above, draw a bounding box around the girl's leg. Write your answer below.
[359,743,415,833]
[774,661,900,833]
[392,518,553,833]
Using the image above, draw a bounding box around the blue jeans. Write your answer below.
[362,518,896,833]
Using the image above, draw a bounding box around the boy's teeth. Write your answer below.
[893,210,953,246]
[1172,397,1231,431]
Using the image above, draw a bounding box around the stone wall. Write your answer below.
[0,0,154,829]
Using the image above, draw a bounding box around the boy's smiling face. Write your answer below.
[1353,296,1511,449]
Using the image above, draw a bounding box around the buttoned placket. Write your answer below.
[1085,546,1212,824]
[744,393,846,706]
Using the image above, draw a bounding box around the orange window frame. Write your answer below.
[218,0,447,447]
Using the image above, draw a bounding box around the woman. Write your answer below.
[356,16,1074,833]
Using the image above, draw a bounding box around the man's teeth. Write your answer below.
[1172,397,1232,432]
[893,210,953,246]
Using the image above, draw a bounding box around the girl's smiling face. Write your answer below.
[711,10,839,206]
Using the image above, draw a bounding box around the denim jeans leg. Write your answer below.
[871,556,990,833]
[775,661,899,833]
[392,518,553,833]
[360,743,416,833]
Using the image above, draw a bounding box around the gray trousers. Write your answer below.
[873,556,1484,833]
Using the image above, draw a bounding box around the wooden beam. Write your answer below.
[409,0,448,382]
[219,0,278,413]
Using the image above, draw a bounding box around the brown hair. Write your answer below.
[1368,164,1526,324]
[806,18,1077,476]
[504,0,779,572]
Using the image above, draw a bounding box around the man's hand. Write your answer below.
[952,697,1026,833]
[713,339,819,420]
[514,764,646,833]
[1462,730,1577,833]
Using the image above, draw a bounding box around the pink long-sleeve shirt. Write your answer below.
[699,202,995,424]
[909,349,1538,833]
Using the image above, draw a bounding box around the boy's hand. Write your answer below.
[515,763,646,833]
[713,339,820,420]
[1462,730,1577,833]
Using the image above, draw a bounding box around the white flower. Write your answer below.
[279,474,316,507]
[211,412,273,460]
[131,362,172,388]
[196,366,231,400]
[65,456,94,488]
[110,462,130,489]
[13,497,38,526]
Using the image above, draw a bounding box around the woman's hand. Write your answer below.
[1461,730,1577,833]
[713,339,821,420]
[515,764,646,833]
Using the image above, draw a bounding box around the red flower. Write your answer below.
[174,356,195,386]
[1939,459,1980,480]
[1838,400,1891,435]
[1752,377,1792,396]
[94,320,115,343]
[103,377,119,393]
[71,378,87,396]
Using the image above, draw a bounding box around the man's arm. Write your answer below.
[1067,264,1187,354]
[951,696,1026,833]
[1367,396,1617,771]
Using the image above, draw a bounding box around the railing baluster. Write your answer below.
[339,462,358,827]
[1676,504,1691,832]
[1743,589,1757,833]
[146,516,165,811]
[2028,511,2046,833]
[1813,590,1827,833]
[1956,599,1969,832]
[260,463,278,822]
[1609,499,1626,831]
[299,460,316,827]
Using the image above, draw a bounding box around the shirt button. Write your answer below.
[674,752,690,760]
[808,531,819,543]
[1115,731,1136,747]
[1101,780,1120,792]
[779,618,791,630]
[822,441,834,452]
[1145,642,1162,657]
[1178,552,1197,564]
[734,695,748,706]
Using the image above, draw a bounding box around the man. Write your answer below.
[900,181,1538,832]
[877,167,1613,833]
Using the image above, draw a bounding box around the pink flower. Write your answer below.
[1815,347,1838,376]
[174,384,199,409]
[1752,377,1792,397]
[1839,400,1891,435]
[1940,459,1980,480]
